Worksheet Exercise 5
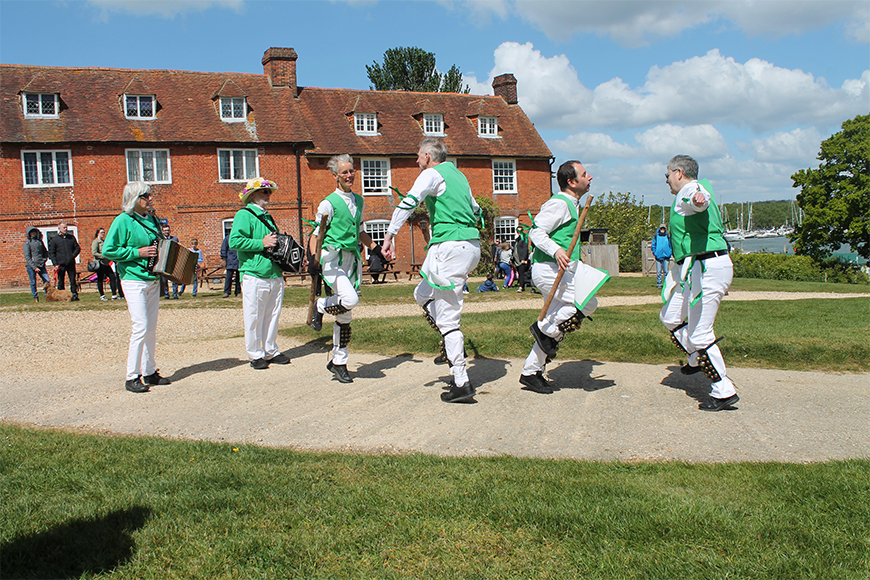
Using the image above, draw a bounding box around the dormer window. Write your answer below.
[220,97,247,122]
[354,113,378,136]
[478,116,498,137]
[423,114,444,136]
[125,95,155,119]
[23,93,58,118]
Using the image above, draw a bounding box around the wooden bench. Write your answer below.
[199,264,226,290]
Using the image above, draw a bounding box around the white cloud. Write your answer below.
[486,43,869,133]
[739,128,824,163]
[551,132,637,163]
[87,0,243,18]
[464,0,870,47]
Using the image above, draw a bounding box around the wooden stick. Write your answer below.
[306,215,329,327]
[538,194,594,322]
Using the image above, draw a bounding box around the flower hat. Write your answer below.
[239,177,278,204]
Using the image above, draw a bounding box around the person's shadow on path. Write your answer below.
[1,506,151,580]
[548,359,615,392]
[354,353,420,379]
[660,365,710,404]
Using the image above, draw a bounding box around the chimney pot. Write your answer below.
[492,73,518,105]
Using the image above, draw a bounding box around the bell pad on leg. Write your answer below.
[669,321,689,354]
[338,323,352,348]
[324,303,349,316]
[422,299,439,332]
[557,309,586,334]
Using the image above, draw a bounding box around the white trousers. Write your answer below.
[317,265,359,365]
[414,240,481,386]
[523,262,599,375]
[242,274,284,361]
[660,254,736,398]
[121,279,160,380]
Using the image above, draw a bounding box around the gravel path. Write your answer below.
[1,290,868,462]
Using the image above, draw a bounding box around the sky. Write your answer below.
[1,0,868,206]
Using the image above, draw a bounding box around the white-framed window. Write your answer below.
[125,95,155,119]
[492,159,517,193]
[218,149,258,181]
[494,216,518,242]
[39,225,80,265]
[222,219,234,240]
[361,158,390,195]
[364,220,390,246]
[21,150,73,187]
[23,93,59,118]
[479,116,498,137]
[220,97,247,122]
[423,113,444,135]
[126,149,171,183]
[354,113,378,136]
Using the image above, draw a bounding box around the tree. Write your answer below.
[791,114,870,261]
[366,47,470,93]
[585,191,655,272]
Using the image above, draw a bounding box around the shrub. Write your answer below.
[731,251,869,284]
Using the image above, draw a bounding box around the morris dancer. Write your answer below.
[229,177,291,370]
[660,155,739,411]
[382,138,481,403]
[521,160,609,394]
[308,154,378,384]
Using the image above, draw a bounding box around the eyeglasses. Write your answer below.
[665,168,681,180]
[139,193,153,199]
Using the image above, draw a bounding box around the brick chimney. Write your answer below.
[492,73,518,105]
[262,47,298,95]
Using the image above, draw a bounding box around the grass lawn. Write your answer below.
[2,424,868,580]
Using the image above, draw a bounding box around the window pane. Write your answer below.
[55,151,70,183]
[140,96,153,117]
[244,150,257,179]
[127,151,140,181]
[126,96,138,117]
[40,152,55,184]
[23,153,38,184]
[41,95,55,115]
[141,151,154,182]
[219,151,231,180]
[232,151,243,179]
[233,98,244,118]
[26,94,40,115]
[156,151,168,181]
[221,99,232,118]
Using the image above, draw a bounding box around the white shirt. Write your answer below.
[529,192,581,259]
[312,188,364,237]
[673,180,711,217]
[386,164,480,236]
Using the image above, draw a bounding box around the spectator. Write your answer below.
[91,227,121,300]
[477,273,499,292]
[367,243,387,284]
[179,238,205,297]
[48,221,80,301]
[220,233,241,298]
[513,228,530,292]
[23,226,50,302]
[651,225,672,289]
[497,242,514,288]
[159,224,179,299]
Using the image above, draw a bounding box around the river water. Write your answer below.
[729,236,794,254]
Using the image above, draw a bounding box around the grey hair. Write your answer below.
[122,181,151,214]
[327,154,354,175]
[667,155,699,180]
[419,137,448,163]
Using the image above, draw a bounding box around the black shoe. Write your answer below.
[268,353,291,365]
[327,360,353,383]
[699,394,739,411]
[311,309,323,332]
[434,353,448,365]
[125,377,149,393]
[440,381,476,403]
[142,370,171,385]
[519,373,553,394]
[529,322,559,359]
[222,292,230,298]
[71,295,79,302]
[681,364,703,375]
[250,358,269,370]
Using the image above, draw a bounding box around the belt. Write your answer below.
[676,249,729,265]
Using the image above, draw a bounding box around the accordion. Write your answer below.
[147,239,197,285]
[266,233,304,272]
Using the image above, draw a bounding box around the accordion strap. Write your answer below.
[244,207,280,235]
[131,212,164,242]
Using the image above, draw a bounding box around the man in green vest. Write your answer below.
[521,160,609,394]
[308,154,378,384]
[382,138,481,403]
[660,155,739,411]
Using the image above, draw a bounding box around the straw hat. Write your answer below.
[239,177,278,204]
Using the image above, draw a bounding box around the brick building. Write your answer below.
[0,47,553,289]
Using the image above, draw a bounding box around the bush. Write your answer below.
[731,252,869,284]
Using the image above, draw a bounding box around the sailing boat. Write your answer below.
[722,203,743,241]
[743,203,757,238]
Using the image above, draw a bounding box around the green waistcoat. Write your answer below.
[532,194,582,264]
[425,163,479,247]
[323,191,363,252]
[669,179,728,263]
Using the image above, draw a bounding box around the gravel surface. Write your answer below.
[1,290,868,462]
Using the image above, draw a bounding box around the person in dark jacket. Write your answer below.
[48,221,80,301]
[220,233,241,298]
[92,227,121,300]
[513,228,530,292]
[23,226,50,302]
[367,243,387,284]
